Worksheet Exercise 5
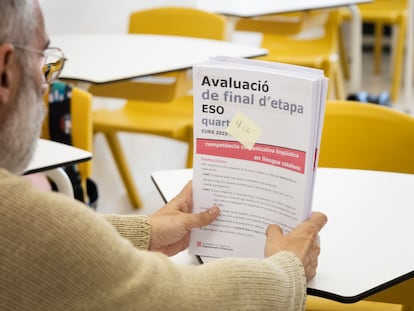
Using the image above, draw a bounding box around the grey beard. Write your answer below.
[0,74,45,174]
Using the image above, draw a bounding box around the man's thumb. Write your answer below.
[188,206,220,228]
[266,224,283,238]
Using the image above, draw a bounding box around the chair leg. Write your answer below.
[332,60,346,100]
[104,132,143,209]
[390,20,406,103]
[325,57,345,101]
[338,25,350,80]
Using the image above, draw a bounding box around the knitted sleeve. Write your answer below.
[102,214,150,249]
[0,171,306,311]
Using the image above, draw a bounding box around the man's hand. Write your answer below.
[148,181,220,256]
[265,212,327,282]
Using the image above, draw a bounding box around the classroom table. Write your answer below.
[151,167,414,306]
[50,34,268,85]
[25,139,92,197]
[190,0,372,95]
[48,33,266,204]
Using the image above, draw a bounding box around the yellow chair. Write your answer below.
[93,96,193,208]
[237,9,346,100]
[236,11,311,36]
[42,85,94,193]
[365,279,414,311]
[128,6,227,40]
[318,101,414,174]
[306,296,403,311]
[340,0,408,103]
[89,6,227,102]
[306,100,414,310]
[92,7,227,208]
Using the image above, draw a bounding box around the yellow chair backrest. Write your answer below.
[318,101,414,174]
[128,6,227,40]
[121,6,227,100]
[236,12,304,35]
[42,86,93,181]
[259,9,339,49]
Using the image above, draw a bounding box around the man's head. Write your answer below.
[0,0,49,174]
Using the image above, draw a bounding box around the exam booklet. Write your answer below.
[189,56,328,259]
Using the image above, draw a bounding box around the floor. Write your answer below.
[92,33,412,217]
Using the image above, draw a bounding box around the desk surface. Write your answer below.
[193,0,371,17]
[151,167,414,304]
[51,34,267,84]
[25,139,92,174]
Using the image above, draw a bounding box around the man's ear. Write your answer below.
[0,43,16,105]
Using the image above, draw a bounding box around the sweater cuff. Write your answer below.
[266,251,307,309]
[102,214,150,250]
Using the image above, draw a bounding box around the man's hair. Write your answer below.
[0,0,37,46]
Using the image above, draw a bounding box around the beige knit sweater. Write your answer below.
[0,169,306,310]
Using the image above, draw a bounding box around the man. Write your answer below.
[0,1,327,310]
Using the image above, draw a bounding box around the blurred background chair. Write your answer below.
[236,9,346,100]
[306,296,403,311]
[41,84,95,203]
[306,99,414,310]
[92,7,227,208]
[88,6,227,102]
[42,85,93,185]
[318,100,414,174]
[339,0,408,103]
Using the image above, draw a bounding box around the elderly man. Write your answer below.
[0,1,327,310]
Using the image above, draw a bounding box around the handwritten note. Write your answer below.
[226,111,262,150]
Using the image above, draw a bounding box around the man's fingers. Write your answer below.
[185,206,220,228]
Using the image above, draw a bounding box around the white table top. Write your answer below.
[25,139,92,174]
[151,167,414,303]
[51,34,268,84]
[193,0,371,18]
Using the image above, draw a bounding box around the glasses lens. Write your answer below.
[43,48,65,83]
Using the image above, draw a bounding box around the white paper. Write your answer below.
[190,56,328,259]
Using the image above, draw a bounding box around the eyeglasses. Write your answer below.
[13,45,66,83]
